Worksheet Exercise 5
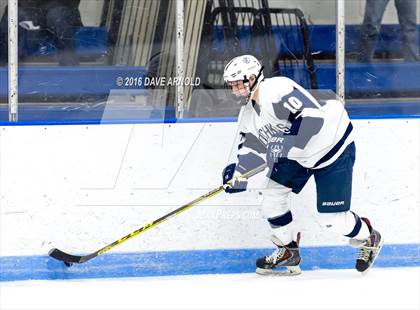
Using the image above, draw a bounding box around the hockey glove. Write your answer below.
[222,163,247,194]
[266,133,295,169]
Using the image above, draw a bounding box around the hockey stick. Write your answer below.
[49,163,267,266]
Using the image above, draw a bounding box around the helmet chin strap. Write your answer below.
[244,66,264,104]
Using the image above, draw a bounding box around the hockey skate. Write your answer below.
[256,235,301,276]
[350,218,383,274]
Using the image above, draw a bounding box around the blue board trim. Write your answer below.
[0,113,419,127]
[0,100,419,126]
[1,114,419,127]
[1,244,418,282]
[0,116,240,126]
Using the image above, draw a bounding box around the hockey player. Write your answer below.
[221,55,383,275]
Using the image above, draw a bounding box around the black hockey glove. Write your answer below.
[266,133,296,169]
[222,163,247,194]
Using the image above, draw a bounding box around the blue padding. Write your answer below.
[345,102,420,119]
[271,25,306,55]
[1,63,418,99]
[315,62,420,95]
[23,30,57,56]
[22,27,108,58]
[211,23,420,92]
[0,244,418,282]
[213,24,420,56]
[74,27,108,56]
[0,66,147,97]
[308,24,420,55]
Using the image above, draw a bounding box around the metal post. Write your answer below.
[8,0,18,121]
[176,0,184,118]
[336,0,345,104]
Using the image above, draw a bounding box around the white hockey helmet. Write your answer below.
[223,55,264,99]
[223,55,263,82]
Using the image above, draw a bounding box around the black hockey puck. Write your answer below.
[64,261,73,267]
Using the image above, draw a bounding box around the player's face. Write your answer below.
[227,80,248,97]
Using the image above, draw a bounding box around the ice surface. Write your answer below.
[1,267,419,310]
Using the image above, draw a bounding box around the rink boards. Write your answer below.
[0,118,419,281]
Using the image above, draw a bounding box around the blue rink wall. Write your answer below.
[0,110,419,282]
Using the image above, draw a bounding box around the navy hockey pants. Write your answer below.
[268,142,356,213]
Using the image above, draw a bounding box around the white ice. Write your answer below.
[1,267,419,310]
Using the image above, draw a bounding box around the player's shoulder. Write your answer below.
[262,76,295,87]
[259,76,295,102]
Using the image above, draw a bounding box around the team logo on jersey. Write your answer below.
[243,56,251,64]
[270,144,284,158]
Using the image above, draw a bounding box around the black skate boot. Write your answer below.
[350,217,383,274]
[256,234,301,276]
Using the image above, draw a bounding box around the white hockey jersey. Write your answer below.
[233,76,354,170]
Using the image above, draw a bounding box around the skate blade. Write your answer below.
[256,266,301,276]
[362,238,384,275]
